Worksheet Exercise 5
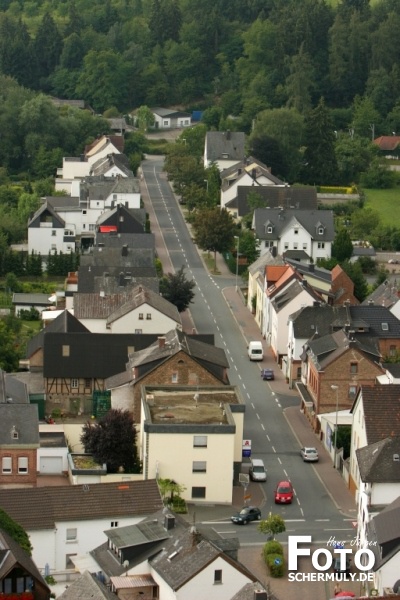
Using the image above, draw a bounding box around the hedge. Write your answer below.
[266,553,285,578]
[263,540,284,559]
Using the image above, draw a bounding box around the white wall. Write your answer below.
[142,430,235,504]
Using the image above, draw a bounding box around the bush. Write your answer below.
[266,553,285,577]
[263,540,284,559]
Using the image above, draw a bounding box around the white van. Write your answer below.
[248,341,263,361]
[249,458,267,482]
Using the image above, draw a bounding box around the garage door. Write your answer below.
[40,457,63,474]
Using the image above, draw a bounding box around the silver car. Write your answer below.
[300,447,319,462]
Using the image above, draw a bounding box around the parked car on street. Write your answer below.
[261,368,274,380]
[231,506,261,525]
[274,480,294,504]
[300,447,319,462]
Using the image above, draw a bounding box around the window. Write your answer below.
[18,457,28,474]
[214,569,222,584]
[193,435,207,447]
[2,457,11,474]
[348,385,357,399]
[192,487,206,499]
[135,329,142,334]
[66,528,77,541]
[350,362,358,374]
[267,226,272,233]
[139,313,144,320]
[71,379,78,389]
[52,230,56,236]
[318,242,325,249]
[82,210,87,215]
[390,345,397,357]
[294,228,299,235]
[303,243,307,250]
[66,554,77,568]
[293,243,298,249]
[284,243,289,250]
[171,372,178,383]
[193,461,207,473]
[382,322,389,331]
[89,224,95,231]
[84,378,91,388]
[163,120,169,126]
[318,227,324,235]
[146,313,152,320]
[111,521,119,528]
[62,345,70,357]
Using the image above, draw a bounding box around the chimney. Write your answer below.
[164,514,175,530]
[158,336,166,349]
[253,591,268,600]
[121,244,128,257]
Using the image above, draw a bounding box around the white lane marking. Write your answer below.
[272,446,276,453]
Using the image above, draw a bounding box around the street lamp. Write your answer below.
[234,235,240,292]
[331,385,339,469]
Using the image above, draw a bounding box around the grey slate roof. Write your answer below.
[0,369,29,403]
[357,384,400,444]
[89,154,133,178]
[0,480,162,530]
[127,329,229,371]
[290,304,343,338]
[356,435,400,483]
[252,208,334,242]
[306,329,381,371]
[248,249,284,276]
[205,131,245,163]
[0,404,39,446]
[284,258,331,284]
[78,265,158,294]
[57,570,117,600]
[229,185,318,218]
[271,279,322,313]
[0,528,50,591]
[367,496,400,570]
[362,279,400,309]
[94,232,155,249]
[27,200,65,228]
[12,293,54,307]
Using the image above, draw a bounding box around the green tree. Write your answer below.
[332,229,353,262]
[0,508,32,555]
[192,207,237,271]
[351,96,381,140]
[331,425,351,460]
[334,135,376,185]
[159,265,196,312]
[237,229,260,265]
[248,135,287,180]
[80,409,140,474]
[258,513,286,539]
[33,12,63,82]
[136,105,155,132]
[301,98,338,185]
[341,259,369,302]
[285,43,315,114]
[350,207,381,239]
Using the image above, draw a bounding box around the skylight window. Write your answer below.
[381,322,389,331]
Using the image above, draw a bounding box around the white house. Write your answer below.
[204,131,246,171]
[140,386,245,505]
[252,208,335,261]
[73,286,181,334]
[151,107,192,129]
[0,480,162,572]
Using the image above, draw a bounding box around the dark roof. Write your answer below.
[306,329,381,371]
[349,305,400,338]
[356,435,400,482]
[205,131,245,163]
[0,404,39,446]
[253,208,334,241]
[95,232,155,249]
[231,185,317,217]
[359,384,400,444]
[27,201,65,228]
[42,333,165,378]
[284,257,331,283]
[12,293,54,307]
[382,363,400,378]
[362,280,400,309]
[290,304,342,338]
[58,570,117,600]
[0,480,162,530]
[271,279,322,314]
[26,310,89,358]
[0,528,50,591]
[0,369,29,404]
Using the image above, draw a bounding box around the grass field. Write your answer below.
[364,188,400,227]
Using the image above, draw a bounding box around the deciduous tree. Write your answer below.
[0,508,32,555]
[258,513,286,539]
[159,265,196,312]
[192,207,237,271]
[81,409,140,474]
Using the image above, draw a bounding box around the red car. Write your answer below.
[274,480,294,504]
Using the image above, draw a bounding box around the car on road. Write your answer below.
[231,506,262,525]
[274,480,294,504]
[261,368,274,380]
[300,447,319,462]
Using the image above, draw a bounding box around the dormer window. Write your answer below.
[11,426,18,440]
[382,323,389,331]
[267,226,273,233]
[222,153,229,159]
[318,227,324,235]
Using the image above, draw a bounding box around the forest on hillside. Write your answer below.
[0,0,399,127]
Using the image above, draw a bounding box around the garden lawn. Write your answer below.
[364,188,400,228]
